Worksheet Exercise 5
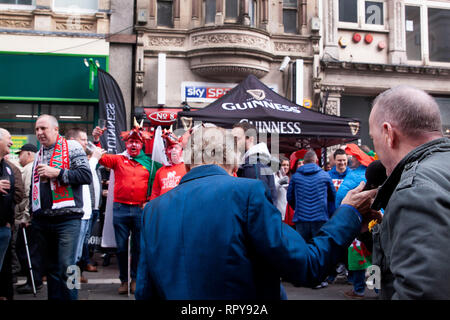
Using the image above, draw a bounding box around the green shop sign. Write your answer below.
[0,52,108,102]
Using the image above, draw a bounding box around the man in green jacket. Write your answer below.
[369,85,450,299]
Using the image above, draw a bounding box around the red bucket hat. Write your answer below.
[345,143,374,167]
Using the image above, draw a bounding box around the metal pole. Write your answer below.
[22,228,36,297]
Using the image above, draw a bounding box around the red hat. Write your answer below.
[290,149,308,171]
[345,143,374,167]
[161,129,182,148]
[120,118,153,143]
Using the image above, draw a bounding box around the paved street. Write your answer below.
[13,252,378,300]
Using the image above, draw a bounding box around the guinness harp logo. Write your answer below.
[181,117,193,131]
[348,122,360,136]
[246,89,266,101]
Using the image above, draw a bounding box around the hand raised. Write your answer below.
[341,181,378,215]
[92,126,105,141]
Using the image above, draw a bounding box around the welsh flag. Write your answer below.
[348,239,372,271]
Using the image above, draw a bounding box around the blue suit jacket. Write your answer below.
[136,165,361,300]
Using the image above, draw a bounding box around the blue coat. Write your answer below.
[136,165,361,300]
[287,163,336,223]
[335,165,367,207]
[328,166,351,192]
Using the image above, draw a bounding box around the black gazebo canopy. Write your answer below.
[177,74,360,153]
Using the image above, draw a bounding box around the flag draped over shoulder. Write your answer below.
[151,126,170,166]
[133,150,163,199]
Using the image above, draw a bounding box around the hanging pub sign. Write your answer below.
[144,108,196,126]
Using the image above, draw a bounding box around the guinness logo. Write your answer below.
[246,89,266,101]
[348,122,360,136]
[181,117,193,131]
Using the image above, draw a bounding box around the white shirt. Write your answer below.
[81,184,92,220]
[89,157,101,210]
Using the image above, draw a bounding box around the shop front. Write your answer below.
[0,52,108,158]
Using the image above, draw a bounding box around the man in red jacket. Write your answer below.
[95,125,162,294]
[150,130,186,200]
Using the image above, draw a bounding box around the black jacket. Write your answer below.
[237,143,276,203]
[0,159,16,227]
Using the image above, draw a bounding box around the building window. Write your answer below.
[428,8,450,63]
[339,0,358,23]
[405,2,450,64]
[226,0,238,20]
[249,0,257,27]
[205,0,216,24]
[53,0,97,11]
[157,0,174,27]
[405,6,421,61]
[283,0,298,34]
[365,1,383,25]
[338,0,385,29]
[0,0,33,4]
[0,102,96,154]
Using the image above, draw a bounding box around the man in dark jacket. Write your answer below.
[369,85,450,299]
[31,115,92,300]
[0,129,15,276]
[0,128,25,300]
[136,126,378,300]
[232,122,276,202]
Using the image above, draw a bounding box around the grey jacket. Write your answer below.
[31,140,92,220]
[371,137,450,299]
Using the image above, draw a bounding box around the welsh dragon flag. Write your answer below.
[348,239,372,271]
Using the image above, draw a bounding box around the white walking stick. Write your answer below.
[22,228,36,296]
[128,235,131,297]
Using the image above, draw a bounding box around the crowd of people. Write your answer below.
[0,85,449,300]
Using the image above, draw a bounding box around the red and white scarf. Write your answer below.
[32,134,75,212]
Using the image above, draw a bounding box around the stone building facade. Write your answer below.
[132,0,320,112]
[0,0,112,154]
[2,1,449,153]
[319,0,450,147]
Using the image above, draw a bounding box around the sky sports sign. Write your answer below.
[182,82,278,103]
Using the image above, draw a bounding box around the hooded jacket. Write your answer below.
[371,137,450,299]
[335,165,367,207]
[237,143,276,202]
[287,163,336,223]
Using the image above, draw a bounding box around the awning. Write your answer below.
[177,74,361,152]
